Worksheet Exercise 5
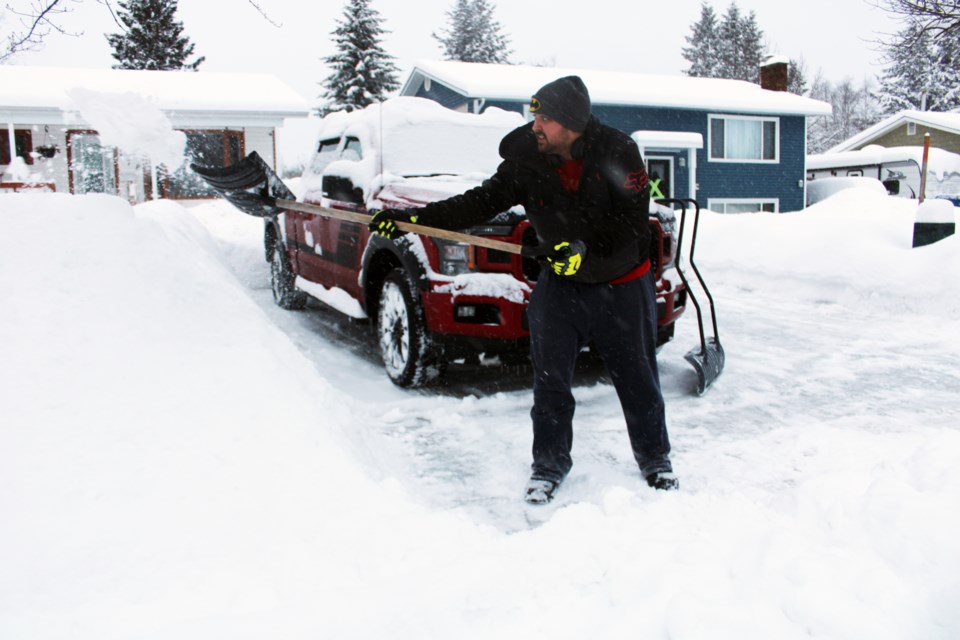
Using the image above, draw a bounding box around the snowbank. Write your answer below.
[2,191,959,639]
[805,176,887,206]
[697,188,960,315]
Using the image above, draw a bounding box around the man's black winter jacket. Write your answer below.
[413,116,652,283]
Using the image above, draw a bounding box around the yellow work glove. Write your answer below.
[369,209,418,240]
[546,240,586,277]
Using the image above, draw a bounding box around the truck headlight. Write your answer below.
[437,240,474,276]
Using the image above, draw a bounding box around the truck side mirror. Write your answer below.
[322,174,364,205]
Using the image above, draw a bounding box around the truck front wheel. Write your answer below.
[270,241,307,310]
[377,269,445,387]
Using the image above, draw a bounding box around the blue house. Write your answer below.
[400,60,832,213]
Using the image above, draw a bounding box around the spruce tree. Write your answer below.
[105,0,204,71]
[684,2,765,83]
[716,3,765,82]
[433,0,512,64]
[738,10,765,83]
[787,59,808,96]
[318,0,400,115]
[682,2,721,77]
[877,19,960,113]
[716,3,745,80]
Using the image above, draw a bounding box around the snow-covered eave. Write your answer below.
[163,109,309,128]
[0,65,310,123]
[632,130,704,149]
[808,144,960,174]
[404,60,833,118]
[828,110,960,153]
[401,68,473,103]
[0,105,306,129]
[594,96,832,117]
[0,107,65,126]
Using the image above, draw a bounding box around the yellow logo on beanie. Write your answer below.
[529,96,541,112]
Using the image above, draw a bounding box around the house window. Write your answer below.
[907,122,917,135]
[709,115,778,162]
[0,129,34,165]
[67,131,118,195]
[165,130,244,198]
[708,198,778,214]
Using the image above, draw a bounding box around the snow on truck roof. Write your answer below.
[315,97,525,178]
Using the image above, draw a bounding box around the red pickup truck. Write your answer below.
[262,98,687,387]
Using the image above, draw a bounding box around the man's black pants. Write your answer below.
[526,269,672,483]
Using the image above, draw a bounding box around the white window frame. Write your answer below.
[708,114,780,163]
[708,198,779,214]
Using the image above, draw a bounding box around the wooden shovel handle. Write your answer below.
[276,198,526,256]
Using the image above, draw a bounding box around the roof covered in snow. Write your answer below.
[808,144,960,179]
[0,65,310,127]
[828,110,960,153]
[402,60,832,117]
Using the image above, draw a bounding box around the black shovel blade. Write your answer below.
[190,151,294,218]
[684,338,725,396]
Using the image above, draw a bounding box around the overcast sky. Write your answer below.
[7,0,903,103]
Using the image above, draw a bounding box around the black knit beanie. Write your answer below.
[530,76,591,132]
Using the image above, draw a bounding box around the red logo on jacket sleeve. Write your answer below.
[624,171,649,192]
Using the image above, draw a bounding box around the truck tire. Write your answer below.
[270,240,307,310]
[377,269,445,387]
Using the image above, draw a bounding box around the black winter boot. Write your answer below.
[646,472,679,491]
[524,478,560,504]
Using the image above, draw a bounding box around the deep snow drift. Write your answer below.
[1,189,959,639]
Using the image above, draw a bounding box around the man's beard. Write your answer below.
[535,131,565,156]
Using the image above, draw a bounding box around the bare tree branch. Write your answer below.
[2,0,77,62]
[95,0,122,29]
[869,0,960,41]
[2,0,279,63]
[247,0,281,28]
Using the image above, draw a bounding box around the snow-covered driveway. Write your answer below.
[2,191,958,639]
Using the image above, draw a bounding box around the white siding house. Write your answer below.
[0,66,309,201]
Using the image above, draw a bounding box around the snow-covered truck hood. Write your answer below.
[372,174,491,209]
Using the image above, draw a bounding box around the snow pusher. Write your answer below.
[190,151,543,257]
[657,198,725,395]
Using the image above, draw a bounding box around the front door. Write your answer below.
[67,131,118,195]
[646,157,673,201]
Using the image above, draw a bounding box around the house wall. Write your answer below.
[859,124,960,155]
[449,100,809,213]
[595,106,808,212]
[415,83,470,111]
[413,78,818,212]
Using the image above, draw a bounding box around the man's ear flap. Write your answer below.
[571,136,586,160]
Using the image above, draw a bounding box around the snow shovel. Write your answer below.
[657,198,725,395]
[190,151,545,257]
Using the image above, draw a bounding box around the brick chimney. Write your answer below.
[760,56,789,92]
